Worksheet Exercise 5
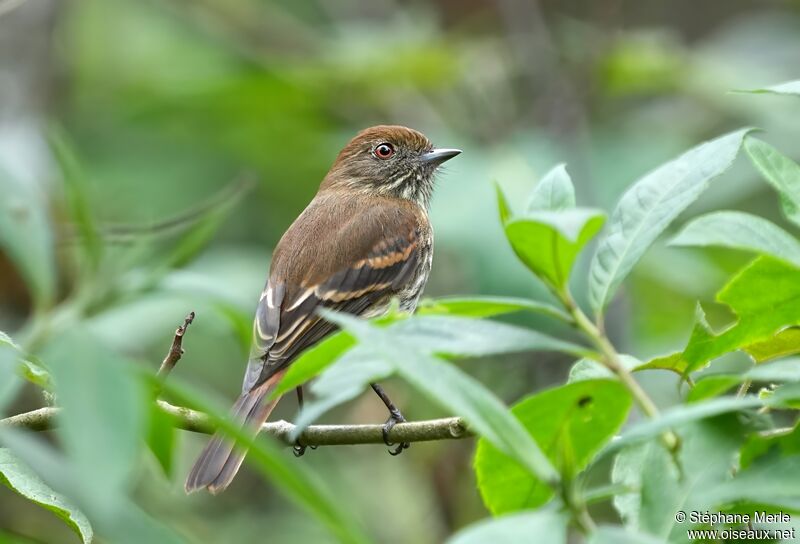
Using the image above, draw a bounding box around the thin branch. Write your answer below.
[0,403,472,447]
[2,310,472,447]
[157,311,195,379]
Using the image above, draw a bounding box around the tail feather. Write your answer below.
[185,372,285,494]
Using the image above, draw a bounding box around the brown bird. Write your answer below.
[185,125,460,493]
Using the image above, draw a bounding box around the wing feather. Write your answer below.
[242,195,427,393]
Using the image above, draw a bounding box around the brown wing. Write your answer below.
[241,192,426,393]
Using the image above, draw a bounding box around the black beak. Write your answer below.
[421,148,462,166]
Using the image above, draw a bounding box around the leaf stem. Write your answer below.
[560,292,678,451]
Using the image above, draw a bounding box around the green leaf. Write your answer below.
[670,211,800,266]
[588,128,752,314]
[744,137,800,227]
[49,128,103,273]
[0,448,93,543]
[526,163,575,212]
[44,330,147,516]
[739,424,799,470]
[145,402,176,477]
[283,313,589,403]
[446,510,568,544]
[321,311,560,486]
[608,397,762,454]
[611,443,650,530]
[0,342,22,414]
[390,315,589,358]
[496,182,512,224]
[275,333,355,396]
[588,526,663,544]
[688,358,800,402]
[686,375,741,402]
[474,380,631,514]
[736,80,800,97]
[505,209,606,289]
[637,417,744,541]
[0,164,56,309]
[417,295,571,321]
[704,451,800,513]
[744,327,800,362]
[568,355,640,383]
[635,352,687,375]
[683,256,800,372]
[159,377,371,544]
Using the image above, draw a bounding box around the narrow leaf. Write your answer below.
[321,312,560,486]
[670,211,800,266]
[736,80,800,97]
[417,295,571,322]
[744,137,800,227]
[0,448,93,543]
[589,128,752,314]
[526,163,575,212]
[496,182,512,224]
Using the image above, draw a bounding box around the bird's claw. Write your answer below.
[382,410,410,456]
[293,440,317,457]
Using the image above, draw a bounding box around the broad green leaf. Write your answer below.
[44,330,147,517]
[606,397,762,454]
[688,358,800,402]
[446,509,567,544]
[292,347,391,435]
[275,333,355,395]
[474,380,631,514]
[417,295,570,321]
[704,451,800,512]
[321,311,560,486]
[737,80,800,97]
[568,355,640,383]
[159,377,370,544]
[611,443,650,530]
[496,182,512,224]
[506,209,605,289]
[588,129,752,314]
[0,448,93,543]
[282,313,589,402]
[526,163,575,212]
[0,164,56,309]
[638,417,744,541]
[745,137,800,227]
[635,352,687,375]
[390,315,589,358]
[0,430,181,544]
[683,256,800,372]
[739,424,799,470]
[588,526,663,544]
[670,211,800,266]
[744,327,800,362]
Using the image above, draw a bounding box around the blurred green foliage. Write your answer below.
[2,0,800,542]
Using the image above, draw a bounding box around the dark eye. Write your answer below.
[374,143,395,159]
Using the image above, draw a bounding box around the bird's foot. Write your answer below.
[382,409,410,456]
[292,439,317,457]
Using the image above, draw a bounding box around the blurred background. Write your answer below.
[1,0,799,542]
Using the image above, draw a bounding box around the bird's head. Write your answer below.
[321,125,461,208]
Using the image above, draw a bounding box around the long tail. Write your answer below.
[185,371,285,494]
